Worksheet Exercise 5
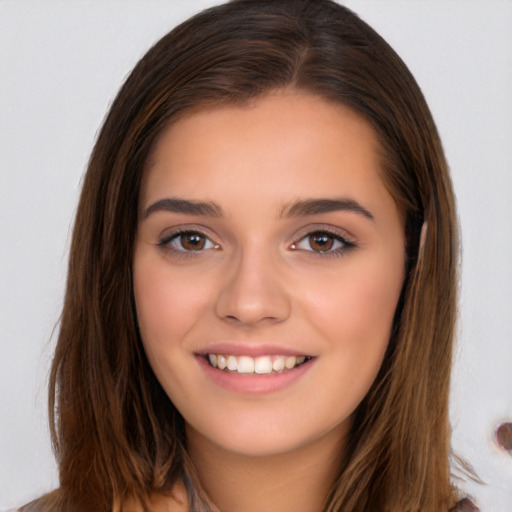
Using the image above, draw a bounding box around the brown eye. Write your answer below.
[180,232,206,251]
[308,233,334,252]
[161,231,218,252]
[291,230,354,255]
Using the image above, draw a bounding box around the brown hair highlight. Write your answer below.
[23,1,460,511]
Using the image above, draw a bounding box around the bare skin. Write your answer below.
[187,422,344,512]
[133,91,405,511]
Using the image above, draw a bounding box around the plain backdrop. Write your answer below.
[1,1,511,510]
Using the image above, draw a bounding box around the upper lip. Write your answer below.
[195,342,314,358]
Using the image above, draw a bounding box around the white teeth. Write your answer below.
[217,354,227,370]
[285,356,297,369]
[238,356,255,373]
[272,356,285,372]
[206,353,309,374]
[254,356,272,374]
[227,355,238,371]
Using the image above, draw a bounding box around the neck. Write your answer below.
[186,426,346,512]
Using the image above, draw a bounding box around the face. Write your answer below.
[133,92,405,458]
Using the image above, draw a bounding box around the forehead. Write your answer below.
[141,92,389,213]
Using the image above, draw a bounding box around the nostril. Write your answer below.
[221,312,281,326]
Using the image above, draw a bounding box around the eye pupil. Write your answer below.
[309,233,334,252]
[181,233,205,251]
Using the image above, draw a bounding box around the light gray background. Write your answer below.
[1,1,511,510]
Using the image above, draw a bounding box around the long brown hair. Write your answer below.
[23,1,460,511]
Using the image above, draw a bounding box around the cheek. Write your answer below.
[132,259,216,406]
[133,258,210,353]
[303,255,404,354]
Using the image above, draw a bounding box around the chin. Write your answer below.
[186,412,350,460]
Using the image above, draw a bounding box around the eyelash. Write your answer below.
[290,229,356,257]
[158,229,220,256]
[157,227,356,258]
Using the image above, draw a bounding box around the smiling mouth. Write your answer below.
[205,354,313,375]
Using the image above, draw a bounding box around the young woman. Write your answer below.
[15,0,479,510]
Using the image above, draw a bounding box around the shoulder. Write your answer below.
[451,498,481,511]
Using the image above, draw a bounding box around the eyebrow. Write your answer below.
[143,196,374,222]
[281,197,374,221]
[143,198,224,219]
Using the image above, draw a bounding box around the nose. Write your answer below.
[214,246,292,326]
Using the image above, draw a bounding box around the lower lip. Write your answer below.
[196,355,315,394]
